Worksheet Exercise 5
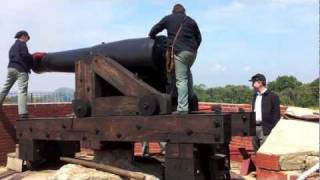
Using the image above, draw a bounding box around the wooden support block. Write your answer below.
[92,96,138,116]
[230,112,255,136]
[18,139,42,162]
[75,61,93,101]
[165,143,195,180]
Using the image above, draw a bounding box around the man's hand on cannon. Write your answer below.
[32,52,47,60]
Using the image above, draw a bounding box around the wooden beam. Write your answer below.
[91,55,158,96]
[75,61,93,101]
[16,114,231,144]
[92,96,139,116]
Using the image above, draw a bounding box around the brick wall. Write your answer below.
[0,103,72,165]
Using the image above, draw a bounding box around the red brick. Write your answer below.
[134,143,143,157]
[256,168,288,180]
[198,104,212,112]
[148,142,162,154]
[255,153,281,171]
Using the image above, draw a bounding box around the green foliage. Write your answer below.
[194,76,319,108]
[193,84,210,101]
[267,75,302,92]
[272,76,318,107]
[193,84,253,104]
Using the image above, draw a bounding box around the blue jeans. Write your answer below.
[174,51,196,112]
[0,68,29,114]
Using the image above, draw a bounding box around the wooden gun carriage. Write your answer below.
[16,37,255,180]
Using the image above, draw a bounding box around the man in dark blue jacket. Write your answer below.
[0,31,33,118]
[250,73,281,150]
[149,4,202,114]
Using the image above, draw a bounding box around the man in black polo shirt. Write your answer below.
[250,73,281,150]
[0,31,34,119]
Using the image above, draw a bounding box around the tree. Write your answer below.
[295,78,319,107]
[53,88,75,102]
[268,75,302,92]
[193,84,210,101]
[279,88,296,105]
[194,85,252,104]
[193,76,318,108]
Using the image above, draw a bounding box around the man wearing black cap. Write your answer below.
[250,73,281,150]
[0,31,34,119]
[149,4,202,114]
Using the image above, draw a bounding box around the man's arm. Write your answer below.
[194,22,202,48]
[20,42,33,69]
[20,42,32,59]
[251,94,256,111]
[272,95,281,125]
[148,16,167,39]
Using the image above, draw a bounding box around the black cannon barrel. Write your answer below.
[32,36,167,73]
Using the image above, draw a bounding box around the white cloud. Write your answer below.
[210,64,227,72]
[266,0,316,5]
[243,65,251,72]
[230,0,316,6]
[203,1,245,20]
[198,0,317,35]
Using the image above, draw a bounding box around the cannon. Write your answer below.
[33,37,167,73]
[32,36,197,116]
[33,36,171,116]
[16,36,255,180]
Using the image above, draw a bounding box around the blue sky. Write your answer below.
[0,0,318,91]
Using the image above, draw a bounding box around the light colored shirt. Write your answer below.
[254,88,267,123]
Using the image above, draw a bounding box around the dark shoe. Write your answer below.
[19,114,29,120]
[172,111,189,115]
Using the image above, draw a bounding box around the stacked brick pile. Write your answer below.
[229,136,255,162]
[255,153,319,179]
[254,118,319,180]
